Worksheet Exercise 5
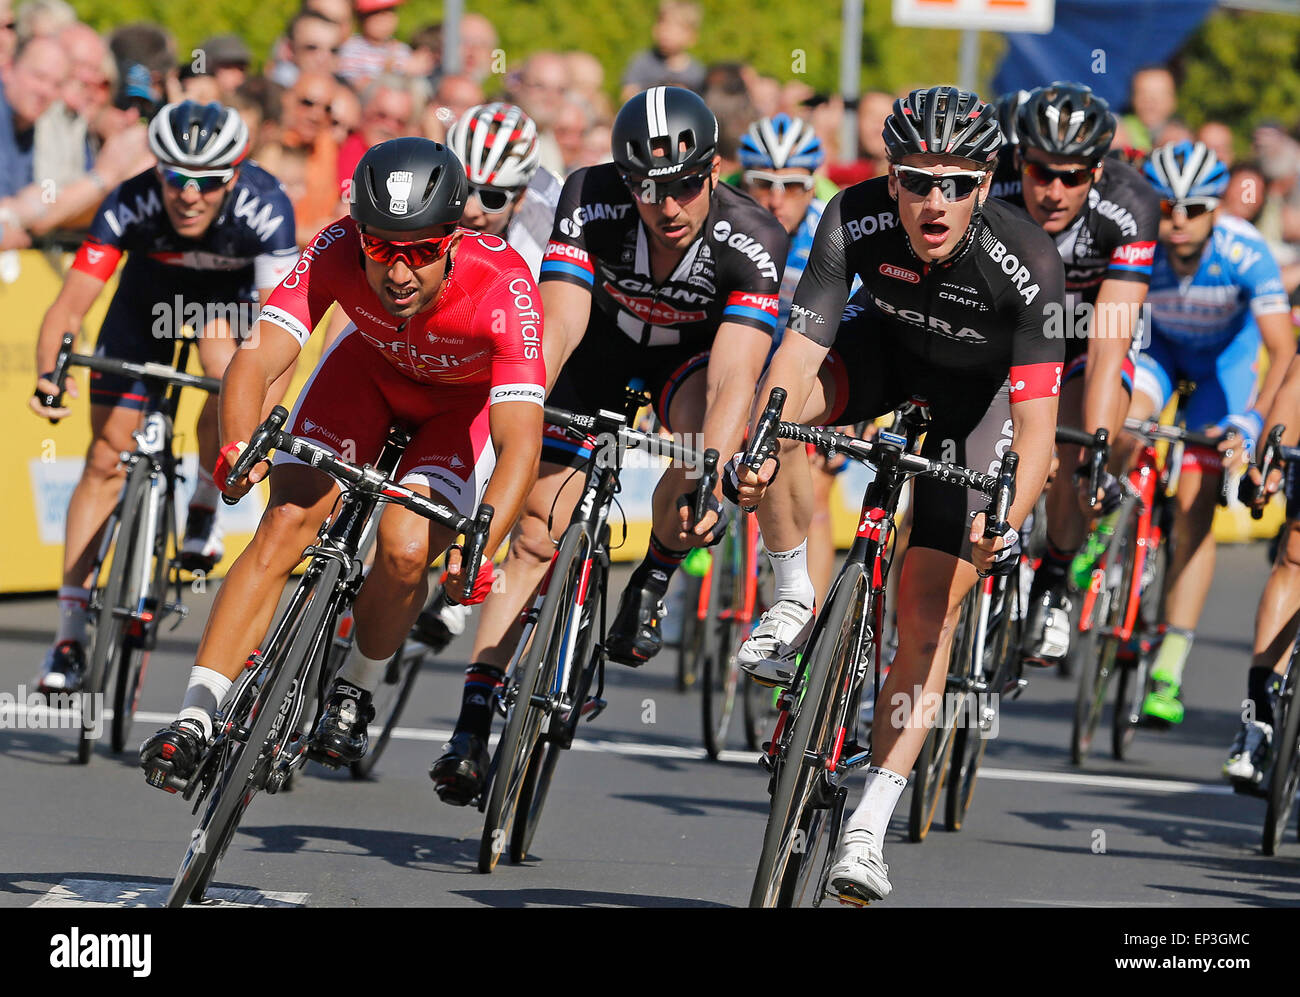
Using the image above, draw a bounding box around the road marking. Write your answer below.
[31,878,309,908]
[5,706,1236,797]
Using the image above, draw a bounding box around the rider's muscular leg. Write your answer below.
[868,548,976,777]
[62,404,141,589]
[1162,468,1219,633]
[192,466,339,683]
[470,463,585,667]
[808,461,837,604]
[353,491,457,660]
[1043,378,1088,552]
[1253,521,1300,675]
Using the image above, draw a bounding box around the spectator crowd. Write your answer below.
[2,0,1300,289]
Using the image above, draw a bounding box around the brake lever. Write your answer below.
[693,448,718,530]
[458,504,495,599]
[39,332,77,424]
[222,405,289,506]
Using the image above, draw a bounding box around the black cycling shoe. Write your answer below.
[605,581,667,666]
[140,718,207,793]
[410,593,457,653]
[308,681,374,767]
[430,730,489,805]
[37,640,86,695]
[179,505,224,573]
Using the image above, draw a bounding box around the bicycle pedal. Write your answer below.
[580,697,607,721]
[830,889,872,908]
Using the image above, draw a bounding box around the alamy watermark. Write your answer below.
[0,686,104,740]
[1042,300,1153,343]
[591,430,711,478]
[150,296,261,344]
[888,684,1001,740]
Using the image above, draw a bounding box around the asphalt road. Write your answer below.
[2,545,1298,909]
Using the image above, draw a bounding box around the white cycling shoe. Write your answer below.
[826,829,892,906]
[738,599,814,687]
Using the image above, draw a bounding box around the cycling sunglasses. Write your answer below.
[1160,197,1218,220]
[360,229,458,268]
[158,165,234,194]
[621,169,711,205]
[893,165,987,201]
[469,183,522,214]
[1022,160,1095,188]
[743,170,816,194]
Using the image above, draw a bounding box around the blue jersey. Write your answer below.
[1145,214,1289,353]
[72,161,299,307]
[778,198,826,331]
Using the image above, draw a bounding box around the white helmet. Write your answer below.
[446,102,541,190]
[148,100,249,170]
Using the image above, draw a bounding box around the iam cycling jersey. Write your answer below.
[1134,213,1290,454]
[505,167,562,279]
[1001,157,1159,370]
[258,220,546,514]
[70,162,299,407]
[538,164,787,462]
[788,179,1066,558]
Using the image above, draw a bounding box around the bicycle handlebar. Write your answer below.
[1242,424,1300,520]
[223,404,495,597]
[39,331,221,425]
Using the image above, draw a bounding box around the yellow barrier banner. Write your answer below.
[1,249,325,594]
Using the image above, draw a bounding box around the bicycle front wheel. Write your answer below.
[81,462,151,763]
[479,525,588,873]
[111,476,172,753]
[1263,659,1300,855]
[167,560,339,906]
[702,532,740,759]
[750,563,867,908]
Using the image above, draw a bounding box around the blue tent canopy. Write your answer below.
[991,0,1217,109]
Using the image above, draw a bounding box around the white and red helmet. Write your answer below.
[446,102,541,190]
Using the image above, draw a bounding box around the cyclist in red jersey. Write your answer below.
[140,138,545,784]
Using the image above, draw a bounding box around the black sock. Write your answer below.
[1249,666,1280,727]
[1029,541,1076,601]
[628,533,689,596]
[455,663,504,739]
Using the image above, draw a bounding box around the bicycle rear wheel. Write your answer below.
[1263,658,1300,855]
[349,645,423,780]
[111,477,172,753]
[1071,511,1135,766]
[479,525,587,873]
[675,572,703,692]
[166,561,338,906]
[910,598,969,842]
[750,563,867,908]
[511,553,607,862]
[81,462,150,763]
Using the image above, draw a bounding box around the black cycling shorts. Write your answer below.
[821,311,1014,563]
[540,346,710,468]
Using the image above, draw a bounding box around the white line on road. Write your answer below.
[31,878,309,908]
[5,705,1237,798]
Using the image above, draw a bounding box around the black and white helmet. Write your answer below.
[148,100,249,170]
[883,86,1002,165]
[996,89,1031,146]
[612,85,718,179]
[1016,83,1116,164]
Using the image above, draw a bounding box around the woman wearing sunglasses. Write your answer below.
[1125,142,1294,733]
[30,100,301,695]
[140,137,546,785]
[729,86,1066,904]
[446,102,562,280]
[1002,82,1161,669]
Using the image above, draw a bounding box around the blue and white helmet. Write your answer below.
[738,113,824,171]
[1144,141,1229,200]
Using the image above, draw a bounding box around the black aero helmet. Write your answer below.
[612,85,718,178]
[1016,82,1116,163]
[350,137,468,232]
[148,100,249,169]
[883,86,1002,165]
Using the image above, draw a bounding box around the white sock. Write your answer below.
[340,648,391,693]
[766,540,815,608]
[844,765,908,840]
[179,666,233,740]
[56,586,91,645]
[191,466,220,511]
